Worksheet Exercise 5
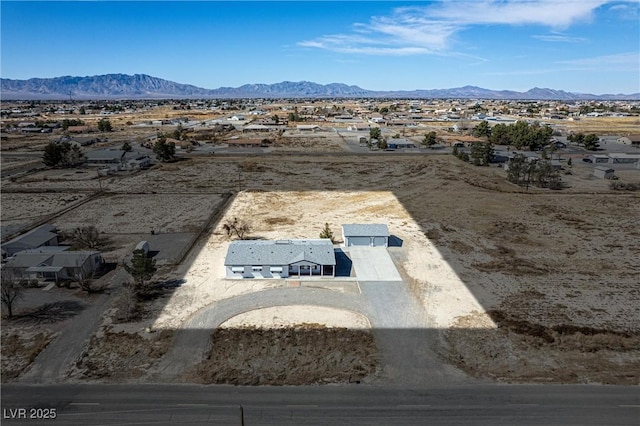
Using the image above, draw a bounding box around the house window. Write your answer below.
[231,266,244,273]
[300,265,310,271]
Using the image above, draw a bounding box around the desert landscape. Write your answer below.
[2,148,639,385]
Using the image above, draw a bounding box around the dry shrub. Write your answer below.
[239,161,267,172]
[187,326,378,385]
[1,331,54,380]
[264,217,295,226]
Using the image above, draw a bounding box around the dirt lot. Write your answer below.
[2,154,639,385]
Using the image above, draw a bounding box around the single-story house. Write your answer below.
[1,224,59,257]
[4,249,103,282]
[617,135,640,146]
[224,239,336,279]
[388,139,417,149]
[297,125,321,132]
[86,149,151,171]
[608,153,640,164]
[242,124,272,133]
[342,224,390,247]
[593,166,615,179]
[587,154,610,164]
[347,124,370,132]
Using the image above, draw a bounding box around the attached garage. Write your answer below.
[347,236,372,246]
[342,224,390,247]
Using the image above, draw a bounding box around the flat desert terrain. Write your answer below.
[2,154,639,385]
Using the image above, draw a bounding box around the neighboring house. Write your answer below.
[242,124,272,133]
[297,125,321,132]
[593,166,615,179]
[1,224,59,257]
[387,139,417,149]
[617,135,640,146]
[608,153,640,164]
[4,249,103,282]
[224,239,336,279]
[342,224,390,247]
[228,115,245,121]
[85,149,151,171]
[587,154,610,164]
[347,124,369,132]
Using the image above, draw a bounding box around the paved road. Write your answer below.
[2,383,638,425]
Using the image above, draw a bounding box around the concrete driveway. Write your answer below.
[347,247,403,281]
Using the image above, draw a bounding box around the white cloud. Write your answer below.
[532,33,587,42]
[298,0,624,56]
[557,52,640,69]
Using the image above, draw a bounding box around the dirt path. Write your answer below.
[18,269,127,384]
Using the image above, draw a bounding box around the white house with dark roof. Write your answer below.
[342,224,389,247]
[224,239,336,279]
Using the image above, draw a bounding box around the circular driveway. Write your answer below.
[155,286,369,380]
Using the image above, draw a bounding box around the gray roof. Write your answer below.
[1,224,58,252]
[5,251,101,269]
[225,239,335,266]
[86,149,125,162]
[342,224,390,238]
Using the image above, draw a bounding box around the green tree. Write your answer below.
[153,136,176,162]
[378,138,388,150]
[470,142,493,166]
[583,134,600,151]
[43,142,83,167]
[124,249,157,298]
[472,121,491,138]
[43,142,65,167]
[369,127,381,142]
[122,141,132,152]
[319,223,335,243]
[422,131,438,148]
[507,154,528,185]
[97,118,112,132]
[490,123,510,145]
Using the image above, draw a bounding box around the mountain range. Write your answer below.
[1,74,638,101]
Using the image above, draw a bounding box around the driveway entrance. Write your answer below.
[348,247,403,281]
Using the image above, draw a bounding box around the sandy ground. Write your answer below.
[220,305,370,329]
[2,154,639,384]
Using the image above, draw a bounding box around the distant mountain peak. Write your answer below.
[1,74,638,100]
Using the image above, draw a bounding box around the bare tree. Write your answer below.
[1,269,23,318]
[222,217,252,240]
[115,283,139,322]
[68,226,107,250]
[74,269,106,294]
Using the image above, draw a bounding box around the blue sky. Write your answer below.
[1,1,639,93]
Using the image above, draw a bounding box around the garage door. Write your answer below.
[347,236,371,246]
[372,237,387,247]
